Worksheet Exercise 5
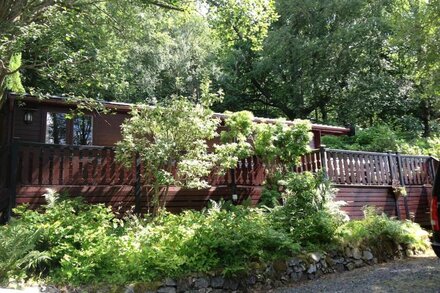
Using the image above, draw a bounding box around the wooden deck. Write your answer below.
[0,141,438,226]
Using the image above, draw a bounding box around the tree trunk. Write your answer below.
[320,104,328,123]
[421,99,431,138]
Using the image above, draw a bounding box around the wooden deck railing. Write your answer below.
[1,141,438,223]
[298,147,437,186]
[15,142,136,186]
[5,142,438,188]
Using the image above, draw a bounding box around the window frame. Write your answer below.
[43,110,94,145]
[72,115,94,146]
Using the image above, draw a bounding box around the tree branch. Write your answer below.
[143,0,184,11]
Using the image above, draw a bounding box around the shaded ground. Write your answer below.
[274,250,440,293]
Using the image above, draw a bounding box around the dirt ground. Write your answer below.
[274,249,440,293]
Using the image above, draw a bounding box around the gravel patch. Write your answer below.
[273,250,440,293]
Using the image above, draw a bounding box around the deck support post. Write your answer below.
[6,141,19,222]
[396,152,410,220]
[230,168,237,203]
[134,153,142,215]
[319,146,328,178]
[387,152,401,220]
[429,156,437,183]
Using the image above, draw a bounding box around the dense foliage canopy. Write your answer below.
[2,0,439,138]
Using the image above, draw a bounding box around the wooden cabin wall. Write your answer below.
[10,101,130,146]
[13,103,43,142]
[9,100,327,149]
[93,112,129,146]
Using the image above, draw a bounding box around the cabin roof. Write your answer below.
[6,93,351,136]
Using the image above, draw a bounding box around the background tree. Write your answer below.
[389,0,440,137]
[2,0,439,139]
[0,0,191,98]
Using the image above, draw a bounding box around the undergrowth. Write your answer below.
[0,176,430,287]
[336,206,430,252]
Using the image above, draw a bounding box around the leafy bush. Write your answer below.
[321,135,350,150]
[322,125,440,158]
[1,192,123,285]
[0,193,300,285]
[0,190,429,287]
[398,135,440,159]
[116,97,220,214]
[322,125,399,152]
[0,224,49,286]
[269,172,347,248]
[336,207,430,252]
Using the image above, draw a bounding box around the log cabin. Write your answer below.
[0,93,351,148]
[0,93,437,226]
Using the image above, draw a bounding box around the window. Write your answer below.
[45,112,93,145]
[73,116,93,145]
[45,113,67,144]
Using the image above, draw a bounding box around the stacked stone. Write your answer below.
[38,245,422,293]
[151,245,420,293]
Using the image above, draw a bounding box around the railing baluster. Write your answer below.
[52,147,61,185]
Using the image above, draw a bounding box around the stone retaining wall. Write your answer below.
[39,244,422,293]
[148,244,420,293]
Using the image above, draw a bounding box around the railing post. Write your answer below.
[429,155,437,185]
[388,152,401,220]
[134,153,142,215]
[396,152,410,220]
[6,141,19,222]
[230,168,237,203]
[319,145,328,179]
[387,152,395,183]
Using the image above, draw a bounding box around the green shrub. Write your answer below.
[0,224,49,286]
[322,125,440,158]
[117,203,299,280]
[321,135,352,150]
[336,206,430,252]
[322,125,398,152]
[2,191,123,285]
[270,172,346,248]
[0,190,429,287]
[182,204,299,275]
[1,193,300,285]
[398,135,440,158]
[259,187,282,208]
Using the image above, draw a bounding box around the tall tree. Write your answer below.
[216,0,401,124]
[0,0,189,98]
[390,0,440,137]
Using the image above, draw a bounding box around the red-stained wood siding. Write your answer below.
[92,112,129,146]
[13,106,43,142]
[11,101,130,147]
[13,184,433,227]
[16,185,234,214]
[7,142,437,228]
[8,97,348,148]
